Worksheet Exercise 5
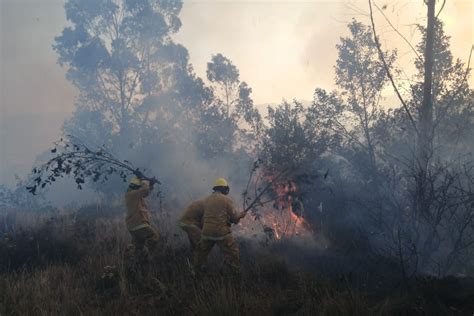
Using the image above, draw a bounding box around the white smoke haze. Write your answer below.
[0,0,473,281]
[1,0,472,187]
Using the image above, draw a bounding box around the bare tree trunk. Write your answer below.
[417,0,436,267]
[418,0,436,175]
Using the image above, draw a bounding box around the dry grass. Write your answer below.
[1,208,473,315]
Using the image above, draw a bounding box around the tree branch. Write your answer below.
[436,0,447,18]
[243,168,288,213]
[368,0,419,136]
[374,2,422,63]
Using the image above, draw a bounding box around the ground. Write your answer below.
[1,208,474,315]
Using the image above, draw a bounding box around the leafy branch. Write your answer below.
[26,135,160,195]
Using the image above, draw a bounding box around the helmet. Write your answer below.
[130,177,142,186]
[213,178,230,195]
[128,177,143,191]
[214,178,229,187]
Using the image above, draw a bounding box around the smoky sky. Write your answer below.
[0,0,76,186]
[0,0,472,186]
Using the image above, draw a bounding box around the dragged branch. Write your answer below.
[26,135,160,196]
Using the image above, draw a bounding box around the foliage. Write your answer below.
[196,53,262,159]
[26,136,159,196]
[54,0,183,136]
[53,1,257,198]
[261,100,329,173]
[411,19,474,153]
[308,17,474,277]
[311,20,396,180]
[368,19,474,275]
[207,53,240,110]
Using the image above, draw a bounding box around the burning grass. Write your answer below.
[1,208,474,315]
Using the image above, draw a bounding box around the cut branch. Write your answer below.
[26,135,160,195]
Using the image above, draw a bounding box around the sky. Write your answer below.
[0,0,473,186]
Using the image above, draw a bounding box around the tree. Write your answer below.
[414,0,436,241]
[411,20,473,156]
[53,0,233,198]
[197,54,262,158]
[54,0,184,147]
[207,53,240,114]
[261,100,329,174]
[368,0,474,275]
[310,20,396,182]
[409,13,474,273]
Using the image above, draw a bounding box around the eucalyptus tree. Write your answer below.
[54,0,185,149]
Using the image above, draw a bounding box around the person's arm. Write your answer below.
[136,180,151,198]
[228,199,246,224]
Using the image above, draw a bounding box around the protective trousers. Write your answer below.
[194,234,240,271]
[125,226,160,287]
[130,226,160,254]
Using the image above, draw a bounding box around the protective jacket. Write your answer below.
[201,192,241,238]
[125,181,151,231]
[179,200,205,229]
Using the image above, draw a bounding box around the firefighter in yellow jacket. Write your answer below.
[179,199,204,254]
[193,178,246,271]
[125,177,160,256]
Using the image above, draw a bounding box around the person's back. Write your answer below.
[201,192,241,238]
[179,200,205,228]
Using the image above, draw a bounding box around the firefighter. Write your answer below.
[193,178,246,272]
[179,199,204,254]
[124,176,160,261]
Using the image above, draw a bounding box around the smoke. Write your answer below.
[0,0,76,186]
[2,0,472,186]
[1,0,473,281]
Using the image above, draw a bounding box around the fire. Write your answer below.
[239,178,313,240]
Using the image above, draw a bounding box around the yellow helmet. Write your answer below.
[214,178,229,187]
[129,176,142,186]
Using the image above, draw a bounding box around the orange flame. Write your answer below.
[239,178,312,240]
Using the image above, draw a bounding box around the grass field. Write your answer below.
[1,207,474,315]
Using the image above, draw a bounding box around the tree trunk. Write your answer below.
[417,0,436,268]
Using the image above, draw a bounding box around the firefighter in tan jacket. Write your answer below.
[125,177,159,255]
[179,199,204,253]
[193,178,246,271]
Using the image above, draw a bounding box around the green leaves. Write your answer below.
[261,100,327,173]
[206,53,240,85]
[26,136,160,196]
